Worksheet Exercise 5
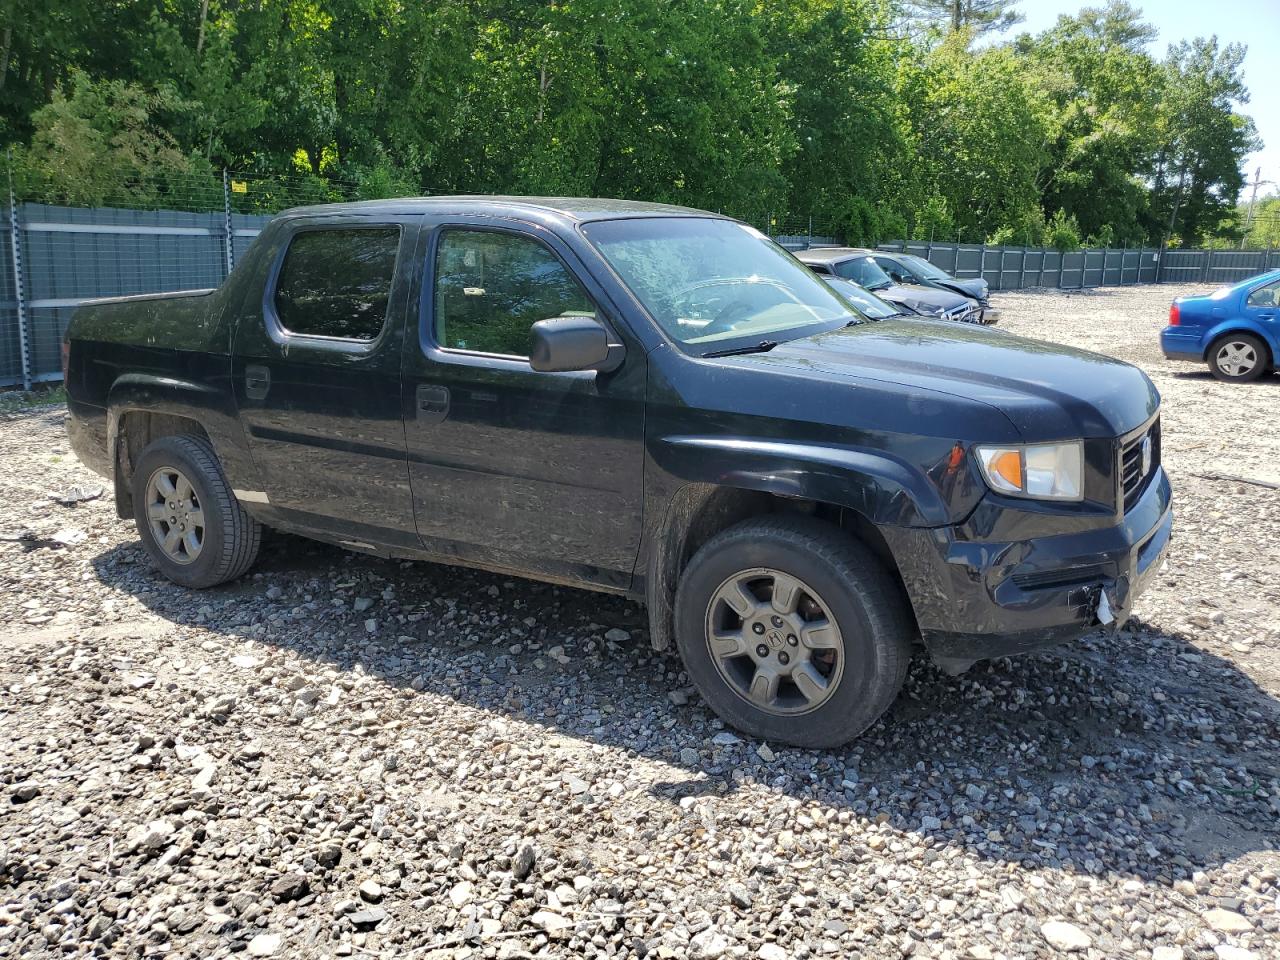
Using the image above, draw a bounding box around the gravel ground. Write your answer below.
[1,282,1278,960]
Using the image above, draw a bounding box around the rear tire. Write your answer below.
[131,435,262,588]
[1208,333,1268,383]
[674,516,913,748]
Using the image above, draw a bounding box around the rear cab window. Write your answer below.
[273,227,402,341]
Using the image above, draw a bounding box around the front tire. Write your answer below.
[131,435,262,588]
[1209,333,1268,383]
[674,516,913,748]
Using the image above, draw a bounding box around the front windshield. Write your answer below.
[582,218,855,350]
[834,256,894,290]
[822,276,900,319]
[902,254,950,281]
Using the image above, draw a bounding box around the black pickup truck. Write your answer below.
[64,197,1171,747]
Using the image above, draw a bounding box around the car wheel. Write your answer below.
[674,516,914,748]
[1209,333,1268,383]
[131,434,262,588]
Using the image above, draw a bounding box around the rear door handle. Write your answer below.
[416,384,450,423]
[245,364,271,400]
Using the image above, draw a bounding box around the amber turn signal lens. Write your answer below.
[989,450,1022,489]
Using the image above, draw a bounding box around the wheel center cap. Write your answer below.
[766,629,785,650]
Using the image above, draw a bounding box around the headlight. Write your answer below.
[975,442,1083,501]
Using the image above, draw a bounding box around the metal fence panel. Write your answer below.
[0,207,20,385]
[1199,249,1274,284]
[877,241,1277,292]
[13,203,235,384]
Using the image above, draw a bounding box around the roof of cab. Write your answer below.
[279,195,724,223]
[793,246,876,263]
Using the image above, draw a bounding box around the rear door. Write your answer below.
[400,218,646,590]
[232,214,422,549]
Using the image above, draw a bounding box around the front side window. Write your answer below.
[1246,279,1280,307]
[873,257,909,282]
[273,227,401,340]
[835,256,894,291]
[434,230,596,357]
[583,218,854,351]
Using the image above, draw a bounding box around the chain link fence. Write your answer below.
[0,170,370,388]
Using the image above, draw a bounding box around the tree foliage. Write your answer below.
[904,0,1023,38]
[0,0,1262,247]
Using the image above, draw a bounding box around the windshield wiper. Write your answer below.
[703,340,779,358]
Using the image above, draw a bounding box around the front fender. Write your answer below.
[639,434,977,651]
[656,434,957,528]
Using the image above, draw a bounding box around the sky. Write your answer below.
[987,0,1280,202]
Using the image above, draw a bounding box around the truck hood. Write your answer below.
[929,277,989,302]
[737,319,1159,440]
[872,283,971,314]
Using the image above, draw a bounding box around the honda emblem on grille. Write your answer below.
[1140,434,1153,476]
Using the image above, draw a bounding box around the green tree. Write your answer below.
[1239,195,1280,249]
[904,38,1047,241]
[11,71,211,207]
[1150,37,1259,246]
[760,0,912,241]
[1016,1,1160,246]
[904,0,1023,38]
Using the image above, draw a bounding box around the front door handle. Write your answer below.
[245,364,271,400]
[416,384,450,423]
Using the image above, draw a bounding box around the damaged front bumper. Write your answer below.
[881,465,1172,672]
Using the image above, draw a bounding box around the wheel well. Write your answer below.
[645,485,911,651]
[1204,329,1273,367]
[113,412,210,518]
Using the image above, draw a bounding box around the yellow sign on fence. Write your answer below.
[230,180,248,194]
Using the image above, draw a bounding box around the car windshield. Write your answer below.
[582,218,855,351]
[833,256,894,291]
[902,254,951,280]
[821,276,901,320]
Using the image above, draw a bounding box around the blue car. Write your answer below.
[1161,269,1280,382]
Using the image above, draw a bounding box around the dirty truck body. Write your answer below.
[64,197,1171,747]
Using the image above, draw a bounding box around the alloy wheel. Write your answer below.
[145,466,204,564]
[1216,340,1259,378]
[704,567,844,715]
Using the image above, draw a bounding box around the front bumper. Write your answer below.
[883,466,1172,666]
[978,304,999,325]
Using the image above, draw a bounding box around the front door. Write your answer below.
[232,215,421,549]
[401,221,646,590]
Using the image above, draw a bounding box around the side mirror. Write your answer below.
[529,316,619,372]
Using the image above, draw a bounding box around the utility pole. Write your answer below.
[1240,166,1272,249]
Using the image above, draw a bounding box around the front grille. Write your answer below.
[1120,418,1160,511]
[945,304,979,323]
